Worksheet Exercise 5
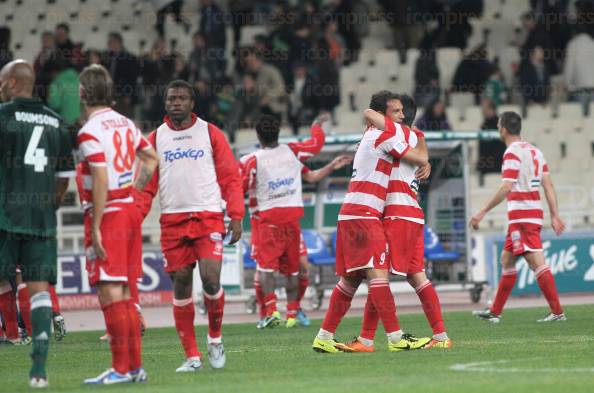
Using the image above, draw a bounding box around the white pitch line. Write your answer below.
[450,359,594,373]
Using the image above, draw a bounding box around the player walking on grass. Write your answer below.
[470,111,566,323]
[0,60,75,388]
[77,65,158,385]
[340,94,452,353]
[136,80,244,373]
[245,151,352,329]
[240,114,326,328]
[312,91,431,354]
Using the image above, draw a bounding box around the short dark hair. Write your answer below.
[108,32,123,45]
[369,90,395,114]
[394,94,417,127]
[164,80,195,102]
[56,23,69,33]
[256,114,280,145]
[499,111,522,135]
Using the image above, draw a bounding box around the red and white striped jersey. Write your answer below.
[384,126,424,224]
[239,124,324,224]
[77,108,151,212]
[339,118,411,221]
[501,141,549,225]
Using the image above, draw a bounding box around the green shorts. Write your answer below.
[0,231,57,284]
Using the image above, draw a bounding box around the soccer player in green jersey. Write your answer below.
[0,59,75,389]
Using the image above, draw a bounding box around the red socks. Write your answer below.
[321,278,358,334]
[102,300,130,374]
[490,267,517,316]
[173,298,200,359]
[535,265,563,315]
[360,296,379,341]
[415,280,445,335]
[263,293,277,317]
[297,276,309,305]
[203,289,225,340]
[286,300,300,319]
[368,278,400,334]
[0,289,19,340]
[17,284,32,336]
[49,286,60,314]
[127,299,143,370]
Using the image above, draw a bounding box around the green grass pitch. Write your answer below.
[1,304,593,393]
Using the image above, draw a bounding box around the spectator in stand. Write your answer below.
[86,49,103,66]
[244,49,286,120]
[188,32,217,85]
[172,52,189,81]
[563,27,594,116]
[46,54,80,125]
[200,0,227,81]
[211,77,236,129]
[518,11,559,74]
[193,79,214,122]
[519,45,550,104]
[106,32,139,117]
[142,37,175,125]
[227,73,261,141]
[0,27,12,70]
[330,0,361,65]
[308,38,340,121]
[154,0,190,38]
[477,98,506,176]
[288,64,314,135]
[414,39,440,108]
[33,31,55,102]
[54,23,84,67]
[482,66,507,106]
[451,44,493,104]
[229,0,254,52]
[415,99,451,131]
[322,18,346,67]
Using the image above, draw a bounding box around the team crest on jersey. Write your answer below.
[394,141,408,154]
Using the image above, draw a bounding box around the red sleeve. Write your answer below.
[209,124,245,221]
[287,123,325,162]
[239,154,257,194]
[135,130,159,219]
[383,116,396,133]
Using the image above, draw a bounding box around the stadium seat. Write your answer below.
[437,48,462,91]
[241,239,257,270]
[302,230,334,265]
[424,227,460,262]
[449,93,474,119]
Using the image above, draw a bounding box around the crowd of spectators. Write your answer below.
[0,0,593,143]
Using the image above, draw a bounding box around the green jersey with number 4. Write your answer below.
[0,97,74,237]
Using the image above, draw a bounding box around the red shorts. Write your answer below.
[255,220,301,276]
[84,204,142,287]
[335,219,388,277]
[161,216,224,273]
[504,223,543,256]
[251,219,307,260]
[383,219,424,276]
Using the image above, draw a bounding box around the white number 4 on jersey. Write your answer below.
[24,125,48,172]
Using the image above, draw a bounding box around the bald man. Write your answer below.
[0,59,75,388]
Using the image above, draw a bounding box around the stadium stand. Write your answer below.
[0,0,592,248]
